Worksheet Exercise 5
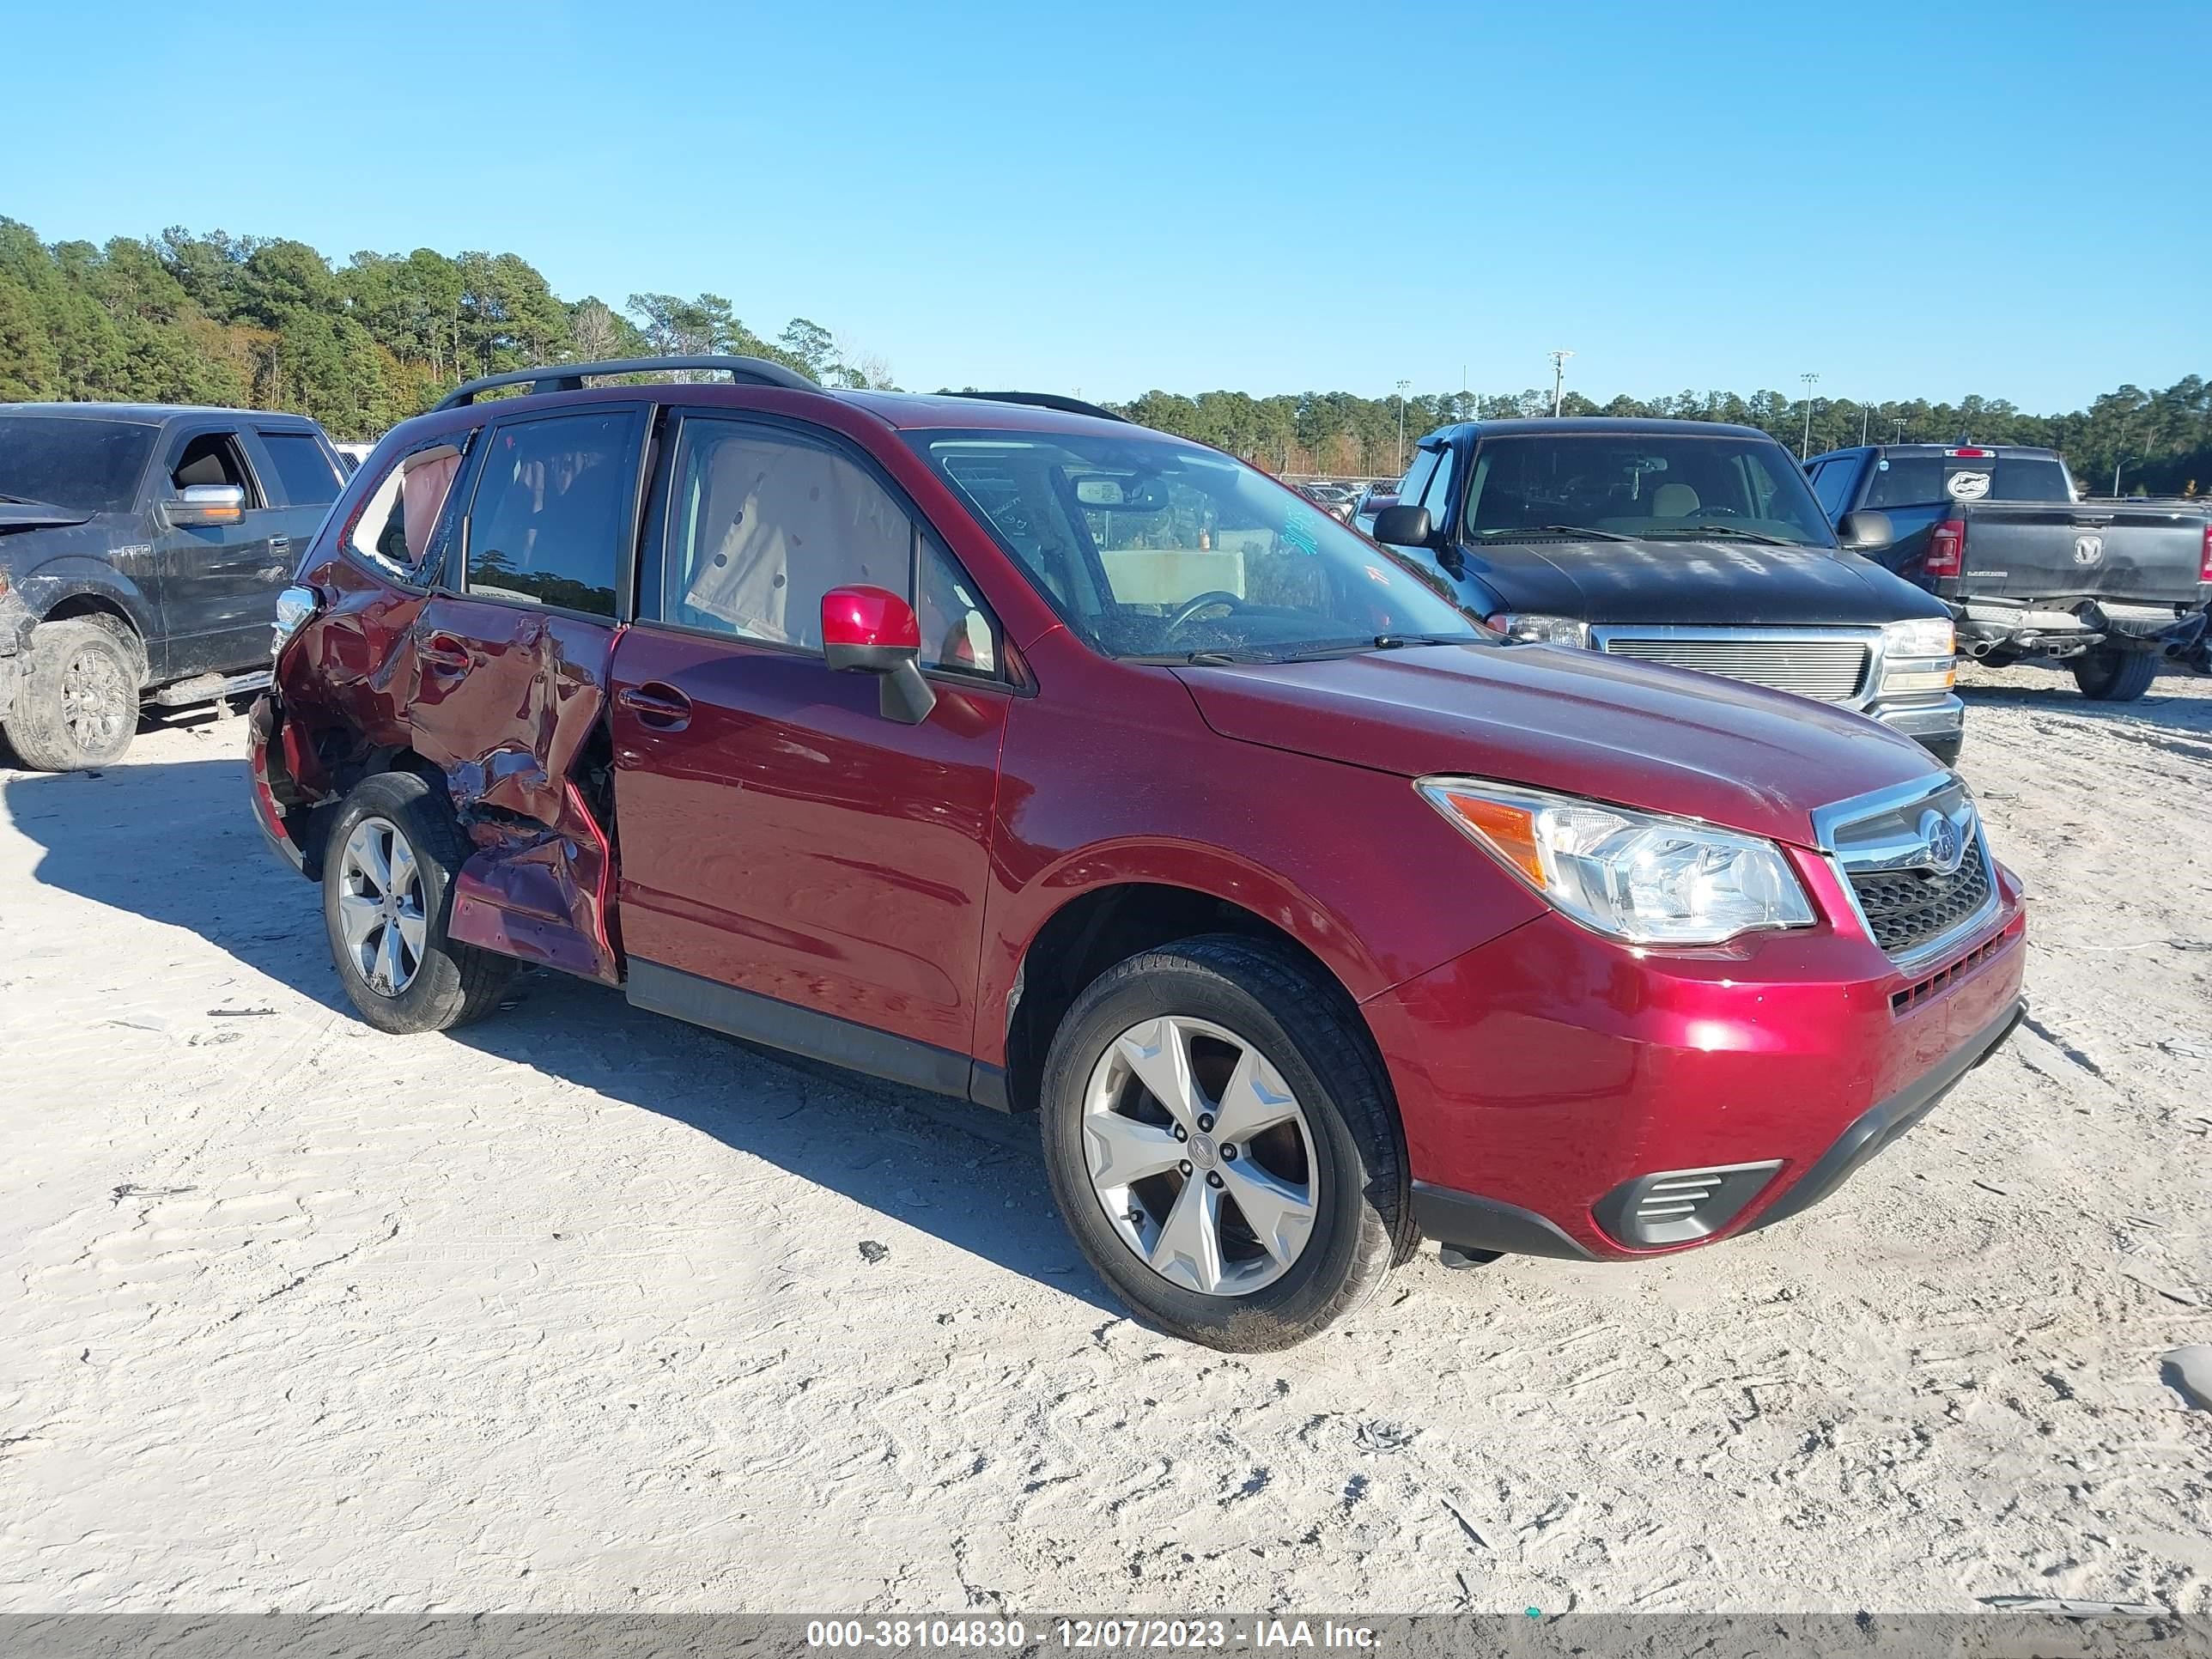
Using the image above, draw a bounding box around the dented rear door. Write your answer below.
[407,404,649,981]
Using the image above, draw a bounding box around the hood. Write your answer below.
[0,503,95,536]
[1450,537,1942,625]
[1174,642,1944,848]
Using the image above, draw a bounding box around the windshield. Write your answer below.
[1464,432,1835,546]
[907,429,1481,660]
[0,416,157,514]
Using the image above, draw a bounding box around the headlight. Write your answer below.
[1881,616,1957,695]
[1489,613,1590,647]
[1416,776,1815,945]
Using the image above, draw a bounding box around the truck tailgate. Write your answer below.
[1958,501,2209,604]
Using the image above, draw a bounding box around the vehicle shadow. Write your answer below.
[2,754,1109,1312]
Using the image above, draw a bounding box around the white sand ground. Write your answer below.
[0,665,2207,1614]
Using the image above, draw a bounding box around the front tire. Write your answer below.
[2072,647,2159,702]
[321,770,515,1034]
[1,619,141,771]
[1038,935,1409,1351]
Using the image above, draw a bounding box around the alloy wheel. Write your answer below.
[337,816,428,997]
[1080,1014,1319,1297]
[60,647,131,754]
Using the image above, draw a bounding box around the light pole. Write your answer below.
[1548,350,1574,417]
[1893,417,1907,444]
[1394,380,1411,473]
[1798,372,1820,459]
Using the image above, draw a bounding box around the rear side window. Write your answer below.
[465,410,643,617]
[1863,455,1945,509]
[348,438,469,580]
[1991,457,2072,502]
[259,431,343,506]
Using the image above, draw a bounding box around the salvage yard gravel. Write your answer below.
[1,663,2208,1613]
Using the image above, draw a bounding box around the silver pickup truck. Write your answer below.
[1805,443,2211,701]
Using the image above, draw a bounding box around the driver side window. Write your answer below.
[660,417,1000,676]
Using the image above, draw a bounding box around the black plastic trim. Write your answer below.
[627,958,1007,1109]
[434,356,817,410]
[1749,997,2027,1233]
[1410,1182,1595,1261]
[1592,1159,1784,1248]
[944,391,1128,423]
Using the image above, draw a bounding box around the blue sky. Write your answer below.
[8,0,2206,411]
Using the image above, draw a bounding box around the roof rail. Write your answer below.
[944,390,1128,424]
[433,355,817,412]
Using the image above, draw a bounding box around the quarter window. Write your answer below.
[347,438,470,580]
[464,410,642,617]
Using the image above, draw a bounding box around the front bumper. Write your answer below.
[1366,863,2027,1261]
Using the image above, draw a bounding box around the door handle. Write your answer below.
[419,630,472,675]
[617,683,692,730]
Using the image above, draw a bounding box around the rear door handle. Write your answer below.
[419,630,472,675]
[617,683,692,731]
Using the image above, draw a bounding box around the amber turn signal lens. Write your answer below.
[1428,787,1545,887]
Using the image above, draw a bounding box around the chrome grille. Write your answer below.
[1814,775,2002,971]
[1597,630,1871,702]
[1848,830,1994,956]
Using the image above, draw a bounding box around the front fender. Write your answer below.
[10,550,159,642]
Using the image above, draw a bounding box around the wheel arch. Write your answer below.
[999,875,1391,1121]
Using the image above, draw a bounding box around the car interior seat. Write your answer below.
[1650,482,1701,519]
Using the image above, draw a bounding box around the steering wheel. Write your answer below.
[1163,590,1246,635]
[1692,503,1744,518]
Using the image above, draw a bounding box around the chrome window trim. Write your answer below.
[1590,623,1883,708]
[1811,773,2002,975]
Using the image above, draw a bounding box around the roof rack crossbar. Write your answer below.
[944,390,1128,424]
[433,355,817,411]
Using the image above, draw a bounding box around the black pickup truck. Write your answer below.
[1359,418,1968,762]
[1805,443,2212,701]
[0,403,346,769]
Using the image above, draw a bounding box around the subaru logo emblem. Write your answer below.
[1917,809,1966,875]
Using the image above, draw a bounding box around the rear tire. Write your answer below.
[321,770,515,1034]
[1,618,141,771]
[2072,647,2158,702]
[1037,935,1409,1351]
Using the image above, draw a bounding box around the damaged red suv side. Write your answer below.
[249,356,2027,1350]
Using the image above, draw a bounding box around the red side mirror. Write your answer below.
[820,585,935,725]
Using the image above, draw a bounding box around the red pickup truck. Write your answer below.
[249,356,2027,1350]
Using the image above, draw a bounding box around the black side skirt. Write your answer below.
[627,958,1012,1112]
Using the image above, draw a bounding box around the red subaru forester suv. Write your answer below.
[249,356,2027,1349]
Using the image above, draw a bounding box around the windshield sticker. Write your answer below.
[1281,504,1322,556]
[1945,471,1991,501]
[1364,565,1394,586]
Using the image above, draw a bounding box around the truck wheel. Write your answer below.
[321,770,515,1035]
[1037,935,1410,1351]
[0,618,142,771]
[2072,648,2159,702]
